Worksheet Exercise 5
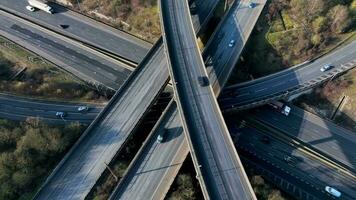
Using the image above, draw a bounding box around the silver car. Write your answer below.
[320,64,332,72]
[228,39,235,47]
[78,106,89,112]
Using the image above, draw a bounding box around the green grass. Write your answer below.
[0,36,108,103]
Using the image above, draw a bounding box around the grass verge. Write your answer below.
[0,36,108,103]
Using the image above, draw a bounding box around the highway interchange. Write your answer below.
[33,0,220,199]
[0,0,355,199]
[159,0,263,198]
[110,0,266,199]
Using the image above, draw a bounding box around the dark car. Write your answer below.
[198,76,210,87]
[59,24,69,29]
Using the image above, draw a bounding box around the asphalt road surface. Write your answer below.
[110,0,266,199]
[0,10,131,90]
[0,93,102,124]
[33,39,169,200]
[33,0,218,198]
[220,41,356,109]
[0,0,151,64]
[232,123,356,199]
[159,0,256,198]
[248,105,356,173]
[109,102,185,200]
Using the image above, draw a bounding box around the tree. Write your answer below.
[328,5,352,33]
[311,34,323,45]
[312,16,327,33]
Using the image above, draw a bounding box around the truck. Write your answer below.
[27,0,54,14]
[268,100,291,116]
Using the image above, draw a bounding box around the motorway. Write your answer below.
[109,0,266,199]
[33,0,218,199]
[0,93,101,124]
[159,0,255,198]
[247,105,356,173]
[230,121,356,199]
[0,10,132,90]
[0,0,151,64]
[33,39,169,200]
[1,0,355,199]
[220,41,356,110]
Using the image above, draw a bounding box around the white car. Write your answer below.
[26,5,35,12]
[56,111,66,118]
[157,134,164,143]
[228,40,235,47]
[78,106,89,112]
[325,186,341,198]
[320,64,332,72]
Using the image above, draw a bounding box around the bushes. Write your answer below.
[0,118,86,199]
[168,174,197,200]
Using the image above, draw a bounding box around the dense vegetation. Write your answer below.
[64,0,161,42]
[0,37,108,102]
[0,118,86,200]
[229,0,356,83]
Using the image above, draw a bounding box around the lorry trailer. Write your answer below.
[27,0,54,14]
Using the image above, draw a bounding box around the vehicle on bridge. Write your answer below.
[248,2,256,8]
[198,76,210,87]
[268,101,291,116]
[27,0,54,14]
[320,64,333,72]
[325,186,341,198]
[157,129,167,143]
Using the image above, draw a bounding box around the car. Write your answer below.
[157,134,164,143]
[228,39,235,47]
[248,2,256,8]
[205,57,213,66]
[320,64,333,72]
[26,5,35,12]
[56,111,66,118]
[78,106,89,112]
[58,24,69,29]
[325,186,341,198]
[198,76,210,87]
[283,155,292,163]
